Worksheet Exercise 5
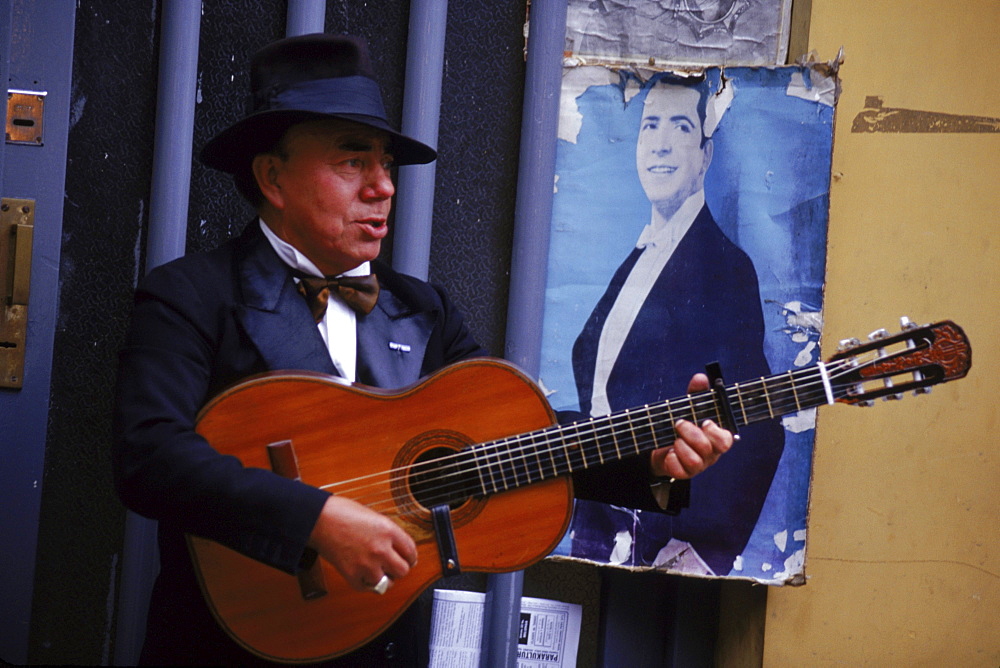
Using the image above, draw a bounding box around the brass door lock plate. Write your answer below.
[6,90,46,145]
[1,198,34,388]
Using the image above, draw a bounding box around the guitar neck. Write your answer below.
[465,363,838,498]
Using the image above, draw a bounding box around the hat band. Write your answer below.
[259,75,389,123]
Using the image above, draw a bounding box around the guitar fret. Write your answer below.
[562,423,589,472]
[665,400,680,444]
[509,437,529,487]
[610,414,622,459]
[788,370,801,411]
[644,405,661,452]
[494,441,509,491]
[471,446,490,495]
[561,435,575,472]
[511,436,533,487]
[598,416,611,465]
[687,394,698,422]
[621,408,638,455]
[711,395,723,426]
[762,380,775,418]
[547,432,560,478]
[530,432,546,481]
[476,447,497,494]
[733,382,749,425]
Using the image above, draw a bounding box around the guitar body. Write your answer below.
[188,358,572,663]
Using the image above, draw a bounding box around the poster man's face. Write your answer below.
[636,84,713,219]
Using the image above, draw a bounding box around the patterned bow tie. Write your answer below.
[296,274,380,320]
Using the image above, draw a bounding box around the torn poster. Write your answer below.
[565,0,794,67]
[541,64,836,584]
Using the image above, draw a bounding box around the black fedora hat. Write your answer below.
[200,33,436,173]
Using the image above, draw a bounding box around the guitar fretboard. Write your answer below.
[460,362,843,499]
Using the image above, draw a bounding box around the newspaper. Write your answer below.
[429,589,582,668]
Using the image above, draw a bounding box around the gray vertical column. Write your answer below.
[391,0,448,280]
[503,0,565,371]
[114,3,200,664]
[483,1,568,667]
[286,0,326,37]
[144,3,200,270]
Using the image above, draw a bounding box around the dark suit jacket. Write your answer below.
[571,205,785,575]
[113,222,486,665]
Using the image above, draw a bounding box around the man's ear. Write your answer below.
[701,138,714,174]
[252,153,284,210]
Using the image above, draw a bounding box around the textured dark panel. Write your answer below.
[29,1,161,663]
[431,3,527,356]
[187,1,286,253]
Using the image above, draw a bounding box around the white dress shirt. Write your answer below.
[259,220,368,382]
[589,190,705,416]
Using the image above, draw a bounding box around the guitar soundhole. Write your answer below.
[392,429,485,531]
[410,447,473,511]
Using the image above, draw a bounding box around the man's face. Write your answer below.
[636,84,712,219]
[260,119,395,276]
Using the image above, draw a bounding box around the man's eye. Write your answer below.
[335,158,363,172]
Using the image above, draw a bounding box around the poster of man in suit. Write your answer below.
[542,65,836,581]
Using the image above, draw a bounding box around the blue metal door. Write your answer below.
[0,1,76,664]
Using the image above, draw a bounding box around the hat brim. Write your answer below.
[199,109,437,174]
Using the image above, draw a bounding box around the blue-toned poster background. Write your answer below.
[542,65,835,582]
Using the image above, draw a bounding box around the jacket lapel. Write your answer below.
[356,284,432,388]
[234,226,339,376]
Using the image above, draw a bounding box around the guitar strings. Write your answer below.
[343,362,852,517]
[375,364,841,516]
[318,359,862,519]
[328,361,853,516]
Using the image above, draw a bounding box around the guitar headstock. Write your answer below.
[826,318,971,406]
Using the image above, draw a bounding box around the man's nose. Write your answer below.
[362,165,395,200]
[651,133,673,155]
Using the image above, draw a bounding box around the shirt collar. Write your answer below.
[259,219,370,278]
[635,190,705,250]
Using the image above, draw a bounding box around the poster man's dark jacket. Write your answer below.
[572,205,785,575]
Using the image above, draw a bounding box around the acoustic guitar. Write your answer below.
[188,318,971,663]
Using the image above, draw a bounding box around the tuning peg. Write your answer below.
[837,337,861,351]
[898,317,932,394]
[868,328,889,341]
[867,328,903,400]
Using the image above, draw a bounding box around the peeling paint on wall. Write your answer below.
[852,96,1000,133]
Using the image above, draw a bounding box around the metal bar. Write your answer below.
[115,4,201,665]
[391,0,448,280]
[503,0,565,373]
[484,2,568,667]
[286,0,326,37]
[144,2,200,271]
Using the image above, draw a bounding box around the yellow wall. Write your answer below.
[765,1,999,665]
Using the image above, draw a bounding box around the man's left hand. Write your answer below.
[649,373,733,479]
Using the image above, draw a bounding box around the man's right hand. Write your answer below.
[307,494,418,592]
